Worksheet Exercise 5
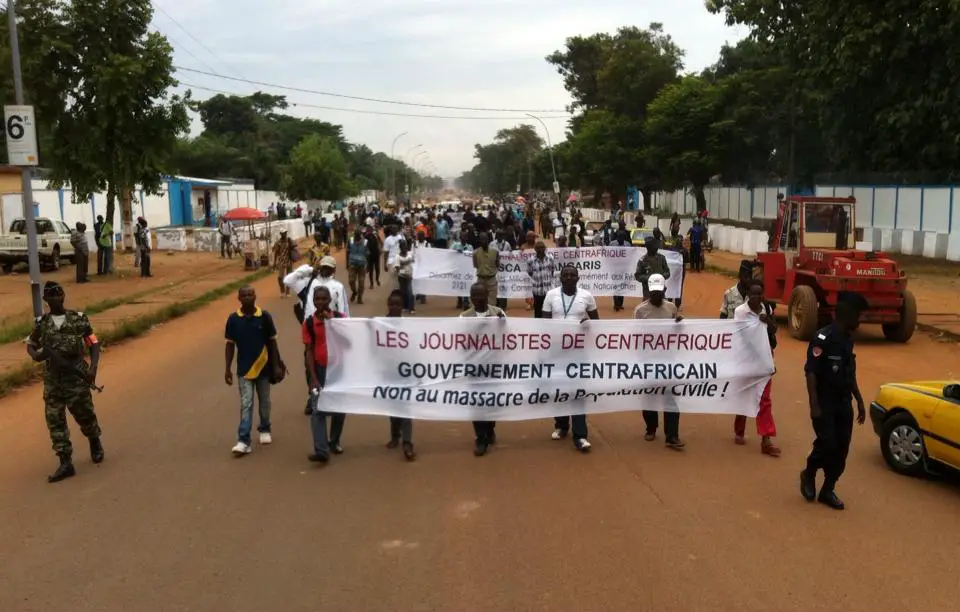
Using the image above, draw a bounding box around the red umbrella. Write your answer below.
[222,207,266,222]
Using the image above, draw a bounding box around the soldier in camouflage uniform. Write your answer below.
[26,281,104,483]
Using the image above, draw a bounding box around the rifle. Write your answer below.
[41,346,104,393]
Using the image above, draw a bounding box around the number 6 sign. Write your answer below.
[3,105,39,166]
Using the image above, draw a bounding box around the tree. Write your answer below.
[643,75,727,210]
[564,110,645,200]
[7,1,189,248]
[708,0,960,180]
[279,135,354,202]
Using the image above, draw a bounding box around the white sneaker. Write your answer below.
[259,432,273,445]
[231,442,251,456]
[551,429,565,440]
[576,438,592,452]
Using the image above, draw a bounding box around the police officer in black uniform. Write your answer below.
[800,292,868,510]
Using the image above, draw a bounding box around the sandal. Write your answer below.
[761,443,781,457]
[386,438,399,449]
[734,436,746,446]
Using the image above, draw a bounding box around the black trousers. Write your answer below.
[96,248,104,274]
[533,294,546,318]
[613,295,625,310]
[472,421,496,444]
[643,410,679,439]
[805,402,854,491]
[554,415,588,439]
[75,252,89,282]
[140,250,151,277]
[367,256,380,285]
[690,244,703,271]
[220,235,231,258]
[389,417,413,443]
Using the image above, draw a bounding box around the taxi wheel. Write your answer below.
[880,412,927,477]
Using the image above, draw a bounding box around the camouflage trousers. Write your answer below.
[348,265,366,301]
[43,382,101,458]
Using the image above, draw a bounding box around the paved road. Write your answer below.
[1,261,959,611]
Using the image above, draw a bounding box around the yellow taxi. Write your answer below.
[870,381,960,476]
[629,227,685,249]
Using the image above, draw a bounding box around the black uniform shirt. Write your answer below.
[804,324,856,403]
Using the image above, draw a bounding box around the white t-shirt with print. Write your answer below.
[542,287,597,321]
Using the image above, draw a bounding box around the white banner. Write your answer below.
[316,318,773,420]
[413,246,684,299]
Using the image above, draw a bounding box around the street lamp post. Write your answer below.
[525,113,563,212]
[396,143,422,200]
[408,150,426,196]
[6,2,43,317]
[389,132,408,201]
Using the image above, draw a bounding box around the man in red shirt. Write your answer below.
[304,285,346,463]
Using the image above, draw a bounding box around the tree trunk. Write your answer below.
[120,186,135,251]
[105,185,116,227]
[693,184,707,213]
[641,188,652,213]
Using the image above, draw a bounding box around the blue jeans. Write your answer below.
[310,364,346,456]
[238,376,271,445]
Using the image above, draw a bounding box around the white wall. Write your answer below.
[652,182,959,260]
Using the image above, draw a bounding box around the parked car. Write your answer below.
[870,381,960,476]
[0,217,76,273]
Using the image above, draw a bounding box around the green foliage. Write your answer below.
[709,0,960,180]
[459,124,544,194]
[279,135,355,202]
[0,1,190,225]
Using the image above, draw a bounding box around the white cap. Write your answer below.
[648,274,667,292]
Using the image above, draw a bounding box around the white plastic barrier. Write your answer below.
[742,230,767,255]
[855,240,873,252]
[922,232,949,259]
[947,233,960,262]
[899,230,923,256]
[874,229,902,254]
[715,225,730,251]
[728,228,744,254]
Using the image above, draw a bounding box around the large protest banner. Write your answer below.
[317,318,773,421]
[413,247,684,299]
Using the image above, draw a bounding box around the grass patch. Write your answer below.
[0,268,271,400]
[0,288,160,345]
[704,263,737,279]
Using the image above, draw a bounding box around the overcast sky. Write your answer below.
[156,0,745,178]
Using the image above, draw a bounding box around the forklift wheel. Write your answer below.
[788,285,819,341]
[882,289,917,343]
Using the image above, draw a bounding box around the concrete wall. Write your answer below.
[651,183,960,261]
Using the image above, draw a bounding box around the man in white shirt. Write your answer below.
[634,274,685,450]
[382,226,404,286]
[542,264,598,453]
[283,256,350,321]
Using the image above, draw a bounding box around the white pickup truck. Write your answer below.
[0,217,76,273]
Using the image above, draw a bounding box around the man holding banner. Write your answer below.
[459,283,505,457]
[543,265,599,453]
[472,233,500,305]
[635,274,686,450]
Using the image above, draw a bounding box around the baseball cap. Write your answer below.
[319,256,337,268]
[648,274,666,292]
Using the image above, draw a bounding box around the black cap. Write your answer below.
[739,260,755,276]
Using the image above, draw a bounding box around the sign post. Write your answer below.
[5,2,43,318]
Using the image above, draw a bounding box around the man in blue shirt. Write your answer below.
[225,286,283,457]
[433,215,450,249]
[688,219,706,272]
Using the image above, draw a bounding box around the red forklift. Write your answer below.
[755,195,917,342]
